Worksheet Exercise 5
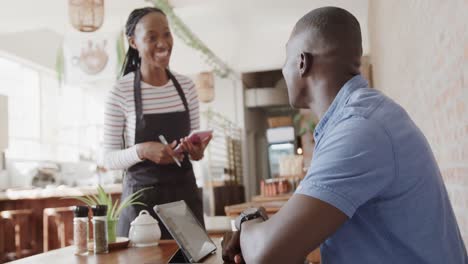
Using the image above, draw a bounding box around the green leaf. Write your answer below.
[298,127,307,136]
[107,193,113,216]
[97,185,110,203]
[95,185,115,217]
[116,30,126,77]
[68,185,152,220]
[109,198,119,220]
[115,187,151,218]
[308,120,316,133]
[55,44,65,85]
[90,194,102,205]
[293,113,303,125]
[130,202,147,207]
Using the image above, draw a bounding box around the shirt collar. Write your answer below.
[313,75,369,142]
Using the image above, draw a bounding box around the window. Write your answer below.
[0,56,104,162]
[0,57,41,160]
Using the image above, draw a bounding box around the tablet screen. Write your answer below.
[154,201,217,262]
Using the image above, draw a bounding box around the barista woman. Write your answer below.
[101,7,211,238]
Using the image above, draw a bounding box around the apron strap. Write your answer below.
[134,70,145,129]
[133,69,191,131]
[166,69,190,113]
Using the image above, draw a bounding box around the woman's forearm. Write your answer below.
[101,145,142,170]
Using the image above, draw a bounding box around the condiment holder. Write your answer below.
[129,210,161,247]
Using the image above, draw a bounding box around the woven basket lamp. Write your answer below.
[69,0,104,32]
[196,72,215,103]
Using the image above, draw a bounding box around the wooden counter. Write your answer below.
[7,239,223,264]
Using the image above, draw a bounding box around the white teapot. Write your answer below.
[128,210,161,247]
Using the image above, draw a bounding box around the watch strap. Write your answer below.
[236,207,268,230]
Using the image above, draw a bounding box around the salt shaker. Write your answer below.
[92,205,108,254]
[73,205,89,255]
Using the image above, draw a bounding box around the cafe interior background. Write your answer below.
[0,0,466,262]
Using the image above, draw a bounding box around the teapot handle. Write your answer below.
[139,210,149,216]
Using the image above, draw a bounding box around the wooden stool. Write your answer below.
[43,206,75,252]
[0,209,37,261]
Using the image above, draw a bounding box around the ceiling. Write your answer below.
[0,0,369,75]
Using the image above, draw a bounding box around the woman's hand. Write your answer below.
[136,141,183,164]
[179,134,212,161]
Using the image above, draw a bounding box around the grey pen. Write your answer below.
[158,135,182,167]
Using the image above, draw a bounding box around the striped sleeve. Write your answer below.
[101,85,142,170]
[187,80,200,131]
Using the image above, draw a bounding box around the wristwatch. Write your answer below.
[235,207,268,231]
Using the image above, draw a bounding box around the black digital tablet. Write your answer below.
[154,201,217,263]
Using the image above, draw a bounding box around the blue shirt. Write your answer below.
[296,75,467,263]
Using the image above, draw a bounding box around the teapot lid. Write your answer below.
[130,210,158,226]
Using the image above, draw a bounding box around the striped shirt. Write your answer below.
[101,71,200,170]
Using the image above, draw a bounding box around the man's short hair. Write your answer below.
[294,6,362,57]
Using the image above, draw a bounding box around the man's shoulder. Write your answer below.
[343,88,385,118]
[326,115,391,150]
[342,88,407,128]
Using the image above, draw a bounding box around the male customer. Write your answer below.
[222,6,467,264]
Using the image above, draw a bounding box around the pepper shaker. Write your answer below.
[92,205,108,254]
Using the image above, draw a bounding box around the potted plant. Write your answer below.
[293,113,316,139]
[69,185,150,243]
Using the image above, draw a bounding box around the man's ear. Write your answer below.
[128,36,137,50]
[299,52,312,78]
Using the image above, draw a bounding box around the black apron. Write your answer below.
[117,69,204,239]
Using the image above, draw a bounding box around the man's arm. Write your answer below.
[240,194,347,264]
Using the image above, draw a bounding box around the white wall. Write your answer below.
[369,0,468,246]
[198,75,244,125]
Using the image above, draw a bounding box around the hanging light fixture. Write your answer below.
[196,72,215,103]
[69,0,105,33]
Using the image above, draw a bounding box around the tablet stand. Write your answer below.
[168,248,191,263]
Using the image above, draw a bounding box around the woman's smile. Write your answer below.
[154,49,171,62]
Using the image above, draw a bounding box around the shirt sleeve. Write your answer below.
[100,86,142,170]
[187,80,200,131]
[295,117,396,217]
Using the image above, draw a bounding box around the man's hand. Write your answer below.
[222,231,244,264]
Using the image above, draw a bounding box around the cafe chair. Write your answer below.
[0,209,37,262]
[43,206,75,252]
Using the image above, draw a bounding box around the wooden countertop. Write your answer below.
[8,239,223,264]
[0,184,122,201]
[224,200,287,217]
[251,194,292,203]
